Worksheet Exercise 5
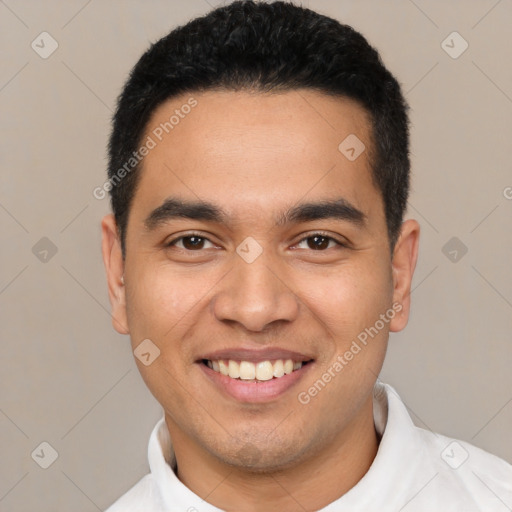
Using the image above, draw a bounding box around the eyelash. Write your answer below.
[165,232,347,251]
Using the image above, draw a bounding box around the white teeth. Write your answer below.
[273,359,284,378]
[239,361,256,380]
[228,360,240,379]
[218,360,229,376]
[256,361,274,381]
[206,358,306,381]
[284,359,294,375]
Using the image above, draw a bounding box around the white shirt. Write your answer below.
[105,381,512,511]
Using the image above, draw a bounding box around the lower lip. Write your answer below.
[198,362,313,403]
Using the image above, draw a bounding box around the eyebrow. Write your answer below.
[143,196,366,231]
[279,198,366,227]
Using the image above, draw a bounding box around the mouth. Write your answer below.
[196,349,315,403]
[201,358,311,382]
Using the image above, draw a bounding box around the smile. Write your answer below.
[203,358,307,381]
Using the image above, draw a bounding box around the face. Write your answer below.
[102,89,419,471]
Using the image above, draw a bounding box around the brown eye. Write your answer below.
[168,235,214,250]
[306,235,333,250]
[182,236,205,250]
[293,233,345,252]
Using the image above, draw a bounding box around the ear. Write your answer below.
[389,219,420,332]
[101,214,129,334]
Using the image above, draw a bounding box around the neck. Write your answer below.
[166,395,379,511]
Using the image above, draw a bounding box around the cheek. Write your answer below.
[124,265,211,409]
[125,264,210,344]
[301,259,393,336]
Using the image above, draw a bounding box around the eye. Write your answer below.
[294,233,344,251]
[167,234,216,251]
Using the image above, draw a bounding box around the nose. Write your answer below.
[211,250,299,333]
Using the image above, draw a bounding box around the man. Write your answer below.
[101,1,512,510]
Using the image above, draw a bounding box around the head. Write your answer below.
[102,0,419,472]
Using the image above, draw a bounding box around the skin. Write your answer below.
[102,89,419,511]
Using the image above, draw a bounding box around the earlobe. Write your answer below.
[389,219,420,333]
[101,214,130,335]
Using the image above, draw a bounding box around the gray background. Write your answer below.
[1,0,511,510]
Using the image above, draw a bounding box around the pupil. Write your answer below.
[309,236,328,250]
[184,236,203,250]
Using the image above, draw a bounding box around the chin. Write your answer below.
[209,435,309,474]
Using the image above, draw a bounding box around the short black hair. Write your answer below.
[107,0,410,256]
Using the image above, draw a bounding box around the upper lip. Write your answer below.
[198,347,314,363]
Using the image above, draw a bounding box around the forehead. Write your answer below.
[132,89,379,225]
